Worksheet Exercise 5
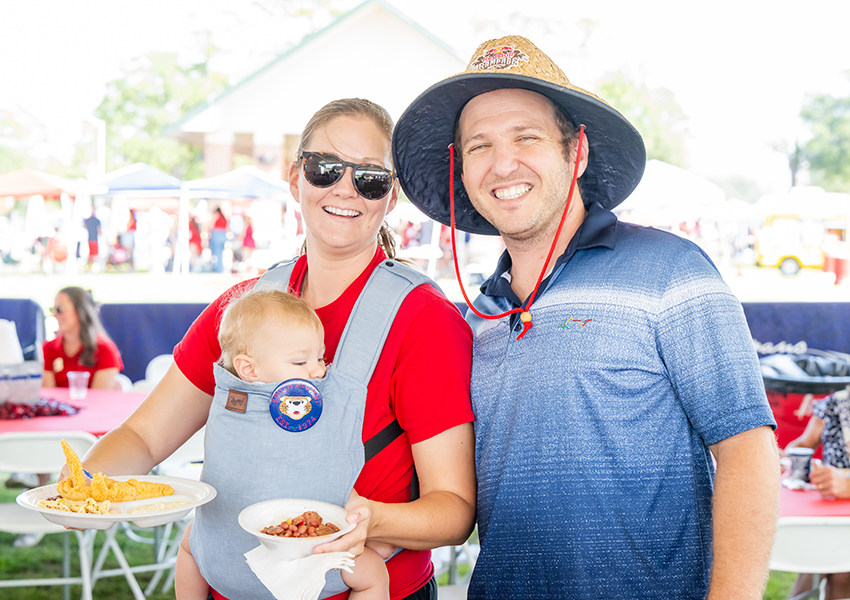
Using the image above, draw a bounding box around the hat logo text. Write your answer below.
[470,45,529,71]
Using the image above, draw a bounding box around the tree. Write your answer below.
[595,72,689,167]
[800,86,850,193]
[95,53,228,180]
[0,110,38,173]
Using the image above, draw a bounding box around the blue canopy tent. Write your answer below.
[176,166,293,274]
[89,163,182,196]
[86,163,184,274]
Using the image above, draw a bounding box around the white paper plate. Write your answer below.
[239,498,355,560]
[17,475,216,530]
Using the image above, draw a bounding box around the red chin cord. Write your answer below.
[448,125,585,341]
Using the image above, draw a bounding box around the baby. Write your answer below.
[176,288,389,600]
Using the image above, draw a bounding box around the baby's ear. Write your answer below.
[233,354,259,382]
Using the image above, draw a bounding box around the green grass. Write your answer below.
[1,477,177,600]
[764,570,798,600]
[0,478,802,599]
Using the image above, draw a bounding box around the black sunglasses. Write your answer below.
[50,305,68,315]
[299,151,395,200]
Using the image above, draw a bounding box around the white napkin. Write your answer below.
[782,477,816,491]
[0,319,24,365]
[244,545,355,600]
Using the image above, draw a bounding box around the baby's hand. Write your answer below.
[365,540,398,560]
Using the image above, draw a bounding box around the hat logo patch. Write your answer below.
[470,45,529,71]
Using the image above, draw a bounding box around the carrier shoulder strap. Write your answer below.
[258,257,435,478]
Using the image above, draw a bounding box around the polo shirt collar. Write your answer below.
[479,202,619,306]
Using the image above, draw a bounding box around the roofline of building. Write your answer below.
[165,0,462,137]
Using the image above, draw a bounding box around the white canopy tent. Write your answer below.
[617,159,726,226]
[86,163,183,273]
[176,166,293,274]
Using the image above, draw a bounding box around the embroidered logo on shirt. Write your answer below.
[269,380,323,432]
[558,318,593,330]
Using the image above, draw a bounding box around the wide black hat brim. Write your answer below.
[393,73,647,235]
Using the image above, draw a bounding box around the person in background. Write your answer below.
[42,286,123,390]
[121,209,137,270]
[6,286,123,547]
[393,35,779,599]
[69,98,475,600]
[784,387,850,599]
[240,215,256,269]
[209,207,228,273]
[189,215,203,272]
[84,210,102,270]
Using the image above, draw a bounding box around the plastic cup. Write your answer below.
[67,371,90,400]
[788,447,815,482]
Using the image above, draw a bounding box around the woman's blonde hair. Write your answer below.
[218,288,322,373]
[296,98,399,259]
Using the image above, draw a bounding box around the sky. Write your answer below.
[1,0,849,197]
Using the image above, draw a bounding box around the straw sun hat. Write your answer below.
[392,35,647,236]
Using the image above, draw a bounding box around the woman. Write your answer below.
[43,286,123,390]
[77,98,476,600]
[208,207,229,273]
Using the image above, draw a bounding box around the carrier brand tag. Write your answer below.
[269,380,323,432]
[225,389,248,413]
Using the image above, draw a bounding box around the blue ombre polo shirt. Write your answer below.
[466,202,775,600]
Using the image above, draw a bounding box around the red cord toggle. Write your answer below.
[516,311,533,340]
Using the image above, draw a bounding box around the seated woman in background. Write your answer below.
[42,286,123,390]
[784,387,850,600]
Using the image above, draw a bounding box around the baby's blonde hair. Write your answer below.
[218,288,323,373]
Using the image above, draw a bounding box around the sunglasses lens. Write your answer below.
[353,167,393,200]
[303,154,344,187]
[302,152,393,200]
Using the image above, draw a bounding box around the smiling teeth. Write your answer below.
[325,207,361,217]
[494,184,532,200]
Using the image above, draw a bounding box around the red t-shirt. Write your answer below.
[43,334,124,388]
[212,214,228,230]
[174,247,474,600]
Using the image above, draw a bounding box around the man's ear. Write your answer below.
[233,354,260,382]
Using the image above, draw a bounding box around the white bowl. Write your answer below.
[238,498,355,560]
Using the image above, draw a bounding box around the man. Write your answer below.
[84,210,101,269]
[393,36,779,599]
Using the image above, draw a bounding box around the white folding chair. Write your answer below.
[93,426,207,597]
[144,354,174,384]
[771,516,850,600]
[0,431,99,600]
[143,425,206,594]
[113,373,133,392]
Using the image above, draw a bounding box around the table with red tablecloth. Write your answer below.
[771,485,850,574]
[0,388,146,436]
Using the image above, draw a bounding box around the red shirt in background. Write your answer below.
[43,334,124,388]
[175,247,474,600]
